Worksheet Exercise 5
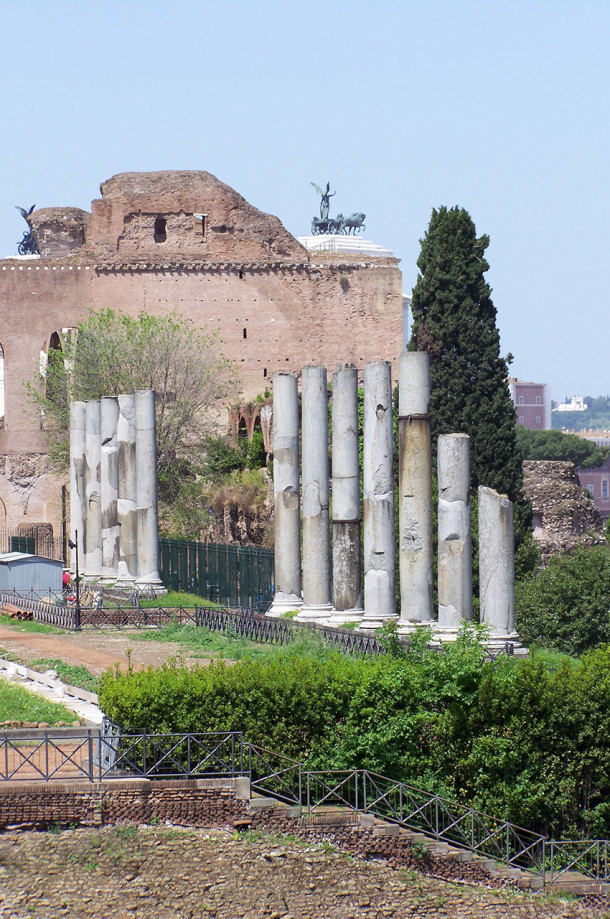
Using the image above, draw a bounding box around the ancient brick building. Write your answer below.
[0,171,402,551]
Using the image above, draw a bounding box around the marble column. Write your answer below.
[437,433,472,629]
[116,393,138,585]
[69,401,87,574]
[298,365,333,620]
[100,396,120,582]
[84,399,102,578]
[135,389,164,592]
[362,360,396,623]
[268,373,302,616]
[331,363,362,618]
[398,351,433,624]
[478,486,519,641]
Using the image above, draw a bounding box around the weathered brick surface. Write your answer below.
[0,170,402,539]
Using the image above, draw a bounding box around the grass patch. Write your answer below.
[26,658,99,692]
[139,591,219,609]
[0,614,62,634]
[132,621,334,662]
[0,679,80,724]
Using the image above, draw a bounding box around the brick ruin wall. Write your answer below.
[0,777,513,889]
[0,171,403,543]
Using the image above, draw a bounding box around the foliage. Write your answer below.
[0,679,80,724]
[408,206,521,502]
[515,545,610,655]
[139,591,217,609]
[99,632,610,839]
[29,309,239,502]
[516,426,610,468]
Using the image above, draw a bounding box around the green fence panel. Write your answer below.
[158,538,274,610]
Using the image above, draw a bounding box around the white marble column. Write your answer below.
[298,366,333,620]
[135,389,164,592]
[268,373,302,616]
[100,396,120,582]
[116,393,138,585]
[331,363,362,618]
[398,351,433,624]
[478,486,519,643]
[84,399,102,578]
[69,401,87,574]
[437,433,472,629]
[362,360,396,624]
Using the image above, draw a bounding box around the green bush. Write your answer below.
[516,545,610,655]
[99,630,610,840]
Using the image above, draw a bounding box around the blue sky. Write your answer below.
[2,0,608,400]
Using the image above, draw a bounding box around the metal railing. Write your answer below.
[1,727,609,887]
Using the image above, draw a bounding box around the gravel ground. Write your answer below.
[0,826,607,919]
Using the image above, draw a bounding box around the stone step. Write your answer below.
[247,796,277,810]
[301,812,360,827]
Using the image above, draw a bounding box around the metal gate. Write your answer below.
[159,538,274,611]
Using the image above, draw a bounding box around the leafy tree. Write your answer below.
[30,309,239,502]
[408,207,521,501]
[515,545,610,655]
[516,426,610,468]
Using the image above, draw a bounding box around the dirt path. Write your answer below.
[0,625,212,676]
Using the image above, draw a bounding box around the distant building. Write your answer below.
[573,431,610,521]
[554,396,586,412]
[508,377,551,430]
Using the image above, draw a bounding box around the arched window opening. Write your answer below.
[154,217,167,243]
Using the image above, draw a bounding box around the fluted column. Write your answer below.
[268,373,302,615]
[84,399,102,578]
[437,433,472,628]
[135,389,163,592]
[331,363,362,618]
[363,360,396,623]
[398,351,433,623]
[69,401,87,574]
[298,366,333,620]
[100,396,120,581]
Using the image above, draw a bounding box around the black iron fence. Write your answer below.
[159,538,274,611]
[4,726,609,886]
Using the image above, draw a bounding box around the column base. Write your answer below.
[359,613,399,630]
[485,631,529,657]
[266,593,303,618]
[326,609,364,626]
[296,603,335,623]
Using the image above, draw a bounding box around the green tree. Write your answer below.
[408,206,521,501]
[516,427,610,468]
[30,309,239,502]
[515,545,610,656]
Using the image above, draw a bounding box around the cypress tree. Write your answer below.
[408,206,522,501]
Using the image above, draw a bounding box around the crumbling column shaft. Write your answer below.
[478,486,516,635]
[135,390,162,588]
[332,363,362,613]
[100,396,120,581]
[69,401,87,573]
[84,399,102,578]
[300,366,332,617]
[437,433,472,627]
[270,373,301,613]
[116,393,138,583]
[363,360,395,620]
[398,351,433,622]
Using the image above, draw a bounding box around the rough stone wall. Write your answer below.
[0,171,402,542]
[522,460,606,562]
